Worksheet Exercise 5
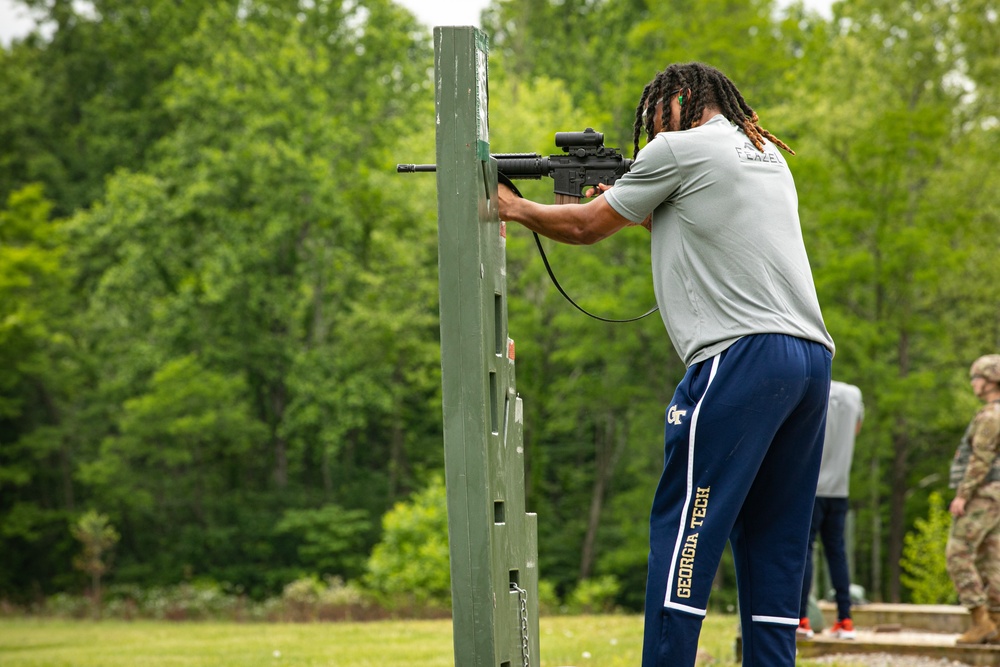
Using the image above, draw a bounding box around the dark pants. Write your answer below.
[799,496,852,621]
[642,334,832,667]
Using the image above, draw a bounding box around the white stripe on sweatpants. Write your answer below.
[751,615,800,626]
[663,354,720,610]
[665,600,707,617]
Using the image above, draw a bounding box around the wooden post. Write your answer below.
[434,26,540,667]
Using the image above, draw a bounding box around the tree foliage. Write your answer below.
[365,476,451,607]
[1,0,998,609]
[71,510,120,616]
[900,492,957,605]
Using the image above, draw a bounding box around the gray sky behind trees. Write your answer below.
[0,0,490,44]
[0,0,834,47]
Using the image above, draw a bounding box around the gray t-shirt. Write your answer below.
[816,381,864,497]
[604,114,834,366]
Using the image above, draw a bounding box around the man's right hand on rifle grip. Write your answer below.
[583,182,613,199]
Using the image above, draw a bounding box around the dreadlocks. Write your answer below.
[632,62,794,159]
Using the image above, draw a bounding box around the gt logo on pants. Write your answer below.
[667,404,688,425]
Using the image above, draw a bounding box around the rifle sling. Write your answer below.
[498,172,659,324]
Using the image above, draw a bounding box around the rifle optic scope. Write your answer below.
[554,128,603,149]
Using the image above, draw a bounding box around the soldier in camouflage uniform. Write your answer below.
[946,354,1000,645]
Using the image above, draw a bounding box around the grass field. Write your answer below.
[0,613,843,666]
[0,613,734,666]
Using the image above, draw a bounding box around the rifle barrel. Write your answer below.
[396,164,437,173]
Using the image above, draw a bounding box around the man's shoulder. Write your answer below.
[830,381,862,400]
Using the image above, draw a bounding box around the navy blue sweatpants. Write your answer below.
[641,334,832,667]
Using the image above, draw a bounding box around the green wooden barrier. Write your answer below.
[433,26,540,667]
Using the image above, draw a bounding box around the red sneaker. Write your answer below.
[831,618,856,639]
[796,617,814,639]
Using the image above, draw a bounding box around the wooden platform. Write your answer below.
[817,600,970,634]
[734,603,1000,666]
[794,630,1000,666]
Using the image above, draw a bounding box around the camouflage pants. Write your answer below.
[946,484,1000,609]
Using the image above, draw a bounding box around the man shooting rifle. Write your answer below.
[497,61,834,667]
[399,129,652,322]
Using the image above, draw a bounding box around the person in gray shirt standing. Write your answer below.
[798,380,864,639]
[498,61,834,667]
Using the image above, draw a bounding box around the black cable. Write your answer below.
[499,172,659,324]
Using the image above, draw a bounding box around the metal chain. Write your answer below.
[511,583,530,667]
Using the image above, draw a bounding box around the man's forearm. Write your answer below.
[499,189,634,246]
[504,198,599,245]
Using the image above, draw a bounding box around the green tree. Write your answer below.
[365,476,451,608]
[900,492,957,604]
[0,184,60,435]
[5,0,441,599]
[275,505,372,579]
[0,0,208,214]
[484,0,649,122]
[69,1,437,593]
[71,510,120,617]
[0,184,83,600]
[79,354,267,583]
